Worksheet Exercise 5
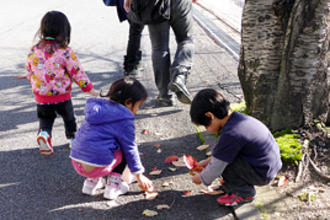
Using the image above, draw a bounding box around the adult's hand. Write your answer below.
[124,0,130,12]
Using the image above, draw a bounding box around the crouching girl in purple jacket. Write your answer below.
[70,77,153,200]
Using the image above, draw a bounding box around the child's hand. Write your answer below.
[88,89,98,97]
[198,157,211,168]
[15,75,27,79]
[192,173,202,184]
[136,174,153,192]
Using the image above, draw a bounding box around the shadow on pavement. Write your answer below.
[0,132,233,220]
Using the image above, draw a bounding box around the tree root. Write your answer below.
[307,154,330,182]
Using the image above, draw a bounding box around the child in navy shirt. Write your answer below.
[190,89,282,206]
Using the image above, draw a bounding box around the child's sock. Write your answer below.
[104,172,129,200]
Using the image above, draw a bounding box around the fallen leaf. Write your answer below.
[192,166,204,173]
[142,209,158,217]
[183,191,191,196]
[157,148,162,153]
[149,169,162,175]
[142,129,149,135]
[154,144,161,148]
[168,167,176,172]
[165,155,178,164]
[277,176,288,187]
[162,180,174,187]
[172,160,185,167]
[145,191,158,200]
[152,167,158,171]
[188,171,196,176]
[201,187,224,195]
[183,154,198,169]
[196,144,210,151]
[156,204,170,210]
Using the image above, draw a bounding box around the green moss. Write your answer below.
[230,102,249,114]
[273,129,302,163]
[298,192,316,202]
[255,202,268,219]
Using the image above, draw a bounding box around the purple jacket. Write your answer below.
[70,98,144,174]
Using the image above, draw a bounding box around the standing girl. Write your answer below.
[70,77,153,200]
[23,11,97,156]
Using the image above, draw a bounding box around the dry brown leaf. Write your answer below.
[156,204,170,210]
[196,144,210,151]
[145,191,158,200]
[172,160,185,167]
[149,169,162,175]
[162,180,174,187]
[142,209,158,217]
[201,188,224,195]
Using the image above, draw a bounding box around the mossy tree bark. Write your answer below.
[238,0,329,130]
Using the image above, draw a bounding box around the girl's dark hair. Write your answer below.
[36,11,71,47]
[190,89,230,126]
[101,77,148,106]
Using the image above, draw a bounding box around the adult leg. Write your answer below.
[148,22,173,106]
[221,157,271,197]
[56,100,77,139]
[168,0,194,104]
[124,20,145,76]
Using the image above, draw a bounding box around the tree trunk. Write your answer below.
[238,0,329,130]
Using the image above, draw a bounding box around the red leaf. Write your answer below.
[142,129,149,135]
[165,155,179,164]
[183,191,191,195]
[152,167,158,171]
[183,154,198,169]
[154,144,160,148]
[277,176,288,187]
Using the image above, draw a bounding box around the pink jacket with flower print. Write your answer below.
[25,40,93,104]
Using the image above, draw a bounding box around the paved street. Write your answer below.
[0,1,257,219]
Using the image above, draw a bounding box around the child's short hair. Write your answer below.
[190,89,230,126]
[101,77,148,106]
[37,11,71,47]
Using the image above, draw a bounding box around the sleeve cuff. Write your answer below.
[81,83,93,92]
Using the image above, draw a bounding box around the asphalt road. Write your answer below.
[0,1,248,219]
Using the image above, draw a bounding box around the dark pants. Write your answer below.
[112,154,127,174]
[222,157,272,197]
[37,99,76,139]
[148,0,194,97]
[124,20,145,72]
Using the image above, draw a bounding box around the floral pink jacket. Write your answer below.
[25,40,93,104]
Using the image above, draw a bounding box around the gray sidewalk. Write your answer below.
[0,1,260,219]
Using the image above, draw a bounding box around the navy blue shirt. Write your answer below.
[212,112,282,179]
